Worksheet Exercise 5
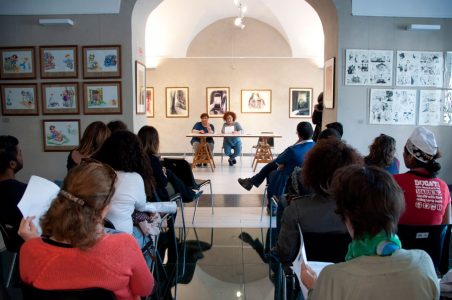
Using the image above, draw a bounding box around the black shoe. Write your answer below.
[238,178,253,191]
[228,159,233,166]
[232,158,237,164]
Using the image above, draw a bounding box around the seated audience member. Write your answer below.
[67,121,110,170]
[0,135,26,250]
[364,133,399,174]
[238,122,315,211]
[191,113,215,156]
[221,111,243,166]
[138,125,202,202]
[326,122,343,138]
[107,120,128,133]
[302,165,439,300]
[276,138,363,264]
[395,127,451,225]
[18,161,154,299]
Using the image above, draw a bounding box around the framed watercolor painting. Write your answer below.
[166,87,189,118]
[41,82,79,114]
[324,57,335,109]
[289,88,312,118]
[1,84,39,115]
[206,87,229,118]
[0,46,36,79]
[40,45,78,78]
[241,89,271,113]
[146,87,154,118]
[82,45,121,78]
[82,82,122,114]
[42,119,80,152]
[135,61,146,114]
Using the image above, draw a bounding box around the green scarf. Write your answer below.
[345,231,401,261]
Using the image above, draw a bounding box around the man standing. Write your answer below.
[0,135,26,250]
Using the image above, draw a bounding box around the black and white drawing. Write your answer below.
[445,52,452,89]
[419,90,442,126]
[345,49,393,86]
[369,89,417,125]
[444,90,452,125]
[396,51,443,87]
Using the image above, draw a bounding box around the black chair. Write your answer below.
[0,223,22,288]
[162,158,213,223]
[22,286,116,300]
[397,224,451,275]
[302,231,351,263]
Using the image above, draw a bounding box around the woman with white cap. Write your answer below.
[394,127,451,225]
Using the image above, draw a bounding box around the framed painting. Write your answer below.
[40,45,78,78]
[289,88,312,118]
[241,89,272,113]
[146,87,154,118]
[41,82,79,114]
[82,82,122,114]
[324,57,335,109]
[206,87,229,118]
[135,60,146,114]
[0,46,36,79]
[166,87,189,118]
[82,45,121,78]
[1,84,39,115]
[42,119,80,151]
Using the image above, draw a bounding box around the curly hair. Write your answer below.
[223,111,236,121]
[302,138,363,195]
[138,125,159,156]
[40,162,117,249]
[331,165,405,239]
[364,134,396,168]
[77,121,111,156]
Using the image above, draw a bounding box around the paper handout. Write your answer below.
[224,126,235,134]
[18,175,60,235]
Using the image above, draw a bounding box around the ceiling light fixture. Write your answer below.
[233,0,246,29]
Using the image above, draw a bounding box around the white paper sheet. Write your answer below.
[224,126,234,133]
[17,175,60,234]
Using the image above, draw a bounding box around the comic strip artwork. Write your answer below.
[418,90,442,126]
[40,46,77,78]
[42,119,80,151]
[444,90,452,125]
[445,52,452,89]
[83,82,122,114]
[369,89,417,125]
[0,47,35,79]
[345,49,393,86]
[1,84,38,115]
[82,46,121,78]
[396,51,443,87]
[42,83,78,114]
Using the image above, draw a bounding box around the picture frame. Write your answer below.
[82,81,122,114]
[40,45,78,78]
[324,57,335,109]
[289,88,313,118]
[82,45,121,78]
[146,87,154,118]
[1,83,39,115]
[0,46,36,79]
[42,119,80,152]
[41,82,79,115]
[166,87,189,118]
[241,89,272,113]
[135,61,146,114]
[206,87,229,118]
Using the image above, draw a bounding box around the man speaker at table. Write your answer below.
[238,122,315,213]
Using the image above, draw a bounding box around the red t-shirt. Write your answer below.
[394,171,451,225]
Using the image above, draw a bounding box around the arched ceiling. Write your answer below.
[145,0,324,64]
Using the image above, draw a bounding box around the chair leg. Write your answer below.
[192,195,200,224]
[6,252,17,288]
[209,182,214,215]
[260,186,267,221]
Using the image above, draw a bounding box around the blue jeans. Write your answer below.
[223,140,242,160]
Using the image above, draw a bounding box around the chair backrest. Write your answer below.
[22,286,116,300]
[397,224,451,275]
[0,223,22,253]
[162,158,196,188]
[302,231,351,263]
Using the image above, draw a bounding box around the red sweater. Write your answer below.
[20,233,154,300]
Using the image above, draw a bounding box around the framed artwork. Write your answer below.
[345,49,393,86]
[289,88,313,118]
[135,61,146,114]
[42,119,80,152]
[241,89,272,113]
[82,45,121,78]
[40,45,78,78]
[146,87,154,118]
[41,82,79,115]
[1,84,39,115]
[166,87,189,118]
[0,46,36,79]
[369,89,417,125]
[445,52,452,89]
[324,57,335,109]
[396,51,443,87]
[82,82,122,114]
[206,87,229,117]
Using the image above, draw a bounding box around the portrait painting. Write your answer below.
[83,82,122,114]
[146,87,154,118]
[241,90,272,113]
[1,84,39,115]
[40,45,77,78]
[206,87,229,118]
[289,88,312,118]
[0,47,36,79]
[41,83,79,114]
[42,119,80,151]
[166,87,189,118]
